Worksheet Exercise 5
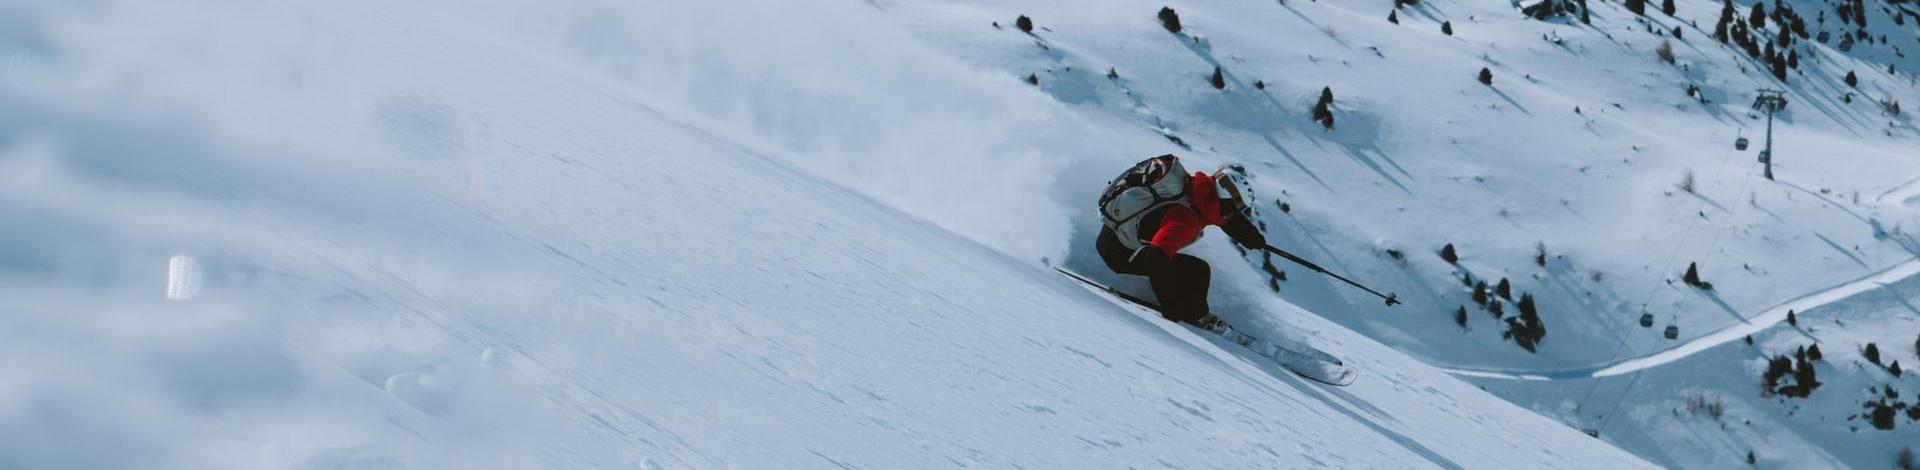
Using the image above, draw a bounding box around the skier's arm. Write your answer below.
[1148,207,1205,257]
[1219,207,1266,249]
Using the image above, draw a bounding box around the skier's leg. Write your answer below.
[1150,254,1211,324]
[1097,227,1151,275]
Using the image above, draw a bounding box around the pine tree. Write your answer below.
[1893,361,1904,377]
[1662,0,1676,16]
[1016,15,1034,33]
[1496,278,1513,300]
[1627,0,1647,16]
[1506,293,1546,352]
[1440,243,1459,263]
[1787,49,1799,69]
[1388,9,1400,24]
[1867,342,1882,365]
[1442,21,1453,36]
[1473,280,1490,306]
[1787,309,1798,326]
[1313,87,1335,129]
[1158,7,1183,34]
[1788,357,1819,397]
[1580,0,1592,24]
[1478,67,1493,86]
[1844,70,1859,87]
[1026,73,1040,85]
[1210,67,1226,90]
[1749,3,1766,28]
[1808,343,1823,361]
[1456,306,1469,327]
[1684,262,1712,289]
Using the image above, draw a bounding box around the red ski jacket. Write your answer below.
[1147,171,1228,257]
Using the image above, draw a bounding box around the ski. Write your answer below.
[1055,268,1357,386]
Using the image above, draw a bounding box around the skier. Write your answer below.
[1096,154,1265,327]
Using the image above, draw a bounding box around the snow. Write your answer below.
[875,0,1920,466]
[1440,256,1920,380]
[8,0,1918,465]
[0,0,1658,468]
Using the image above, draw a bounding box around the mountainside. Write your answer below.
[864,0,1920,466]
[0,0,1664,468]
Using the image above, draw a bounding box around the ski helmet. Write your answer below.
[1213,166,1249,203]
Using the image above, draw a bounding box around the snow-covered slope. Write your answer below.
[0,0,1655,468]
[865,0,1920,466]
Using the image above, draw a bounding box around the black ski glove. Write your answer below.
[1222,210,1266,249]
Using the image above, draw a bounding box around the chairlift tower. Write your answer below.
[1752,89,1788,180]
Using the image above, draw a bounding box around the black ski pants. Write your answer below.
[1097,226,1211,324]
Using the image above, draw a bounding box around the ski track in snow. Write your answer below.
[1436,256,1920,380]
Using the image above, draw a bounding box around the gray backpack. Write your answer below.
[1098,155,1193,250]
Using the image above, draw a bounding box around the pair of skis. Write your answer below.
[1054,268,1356,386]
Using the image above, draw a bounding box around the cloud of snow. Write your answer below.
[0,0,1132,466]
[488,0,1108,262]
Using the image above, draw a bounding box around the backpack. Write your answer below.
[1098,155,1193,250]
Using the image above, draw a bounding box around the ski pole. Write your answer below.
[1262,244,1401,307]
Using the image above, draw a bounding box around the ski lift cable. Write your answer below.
[1579,142,1741,433]
[1594,142,1760,436]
